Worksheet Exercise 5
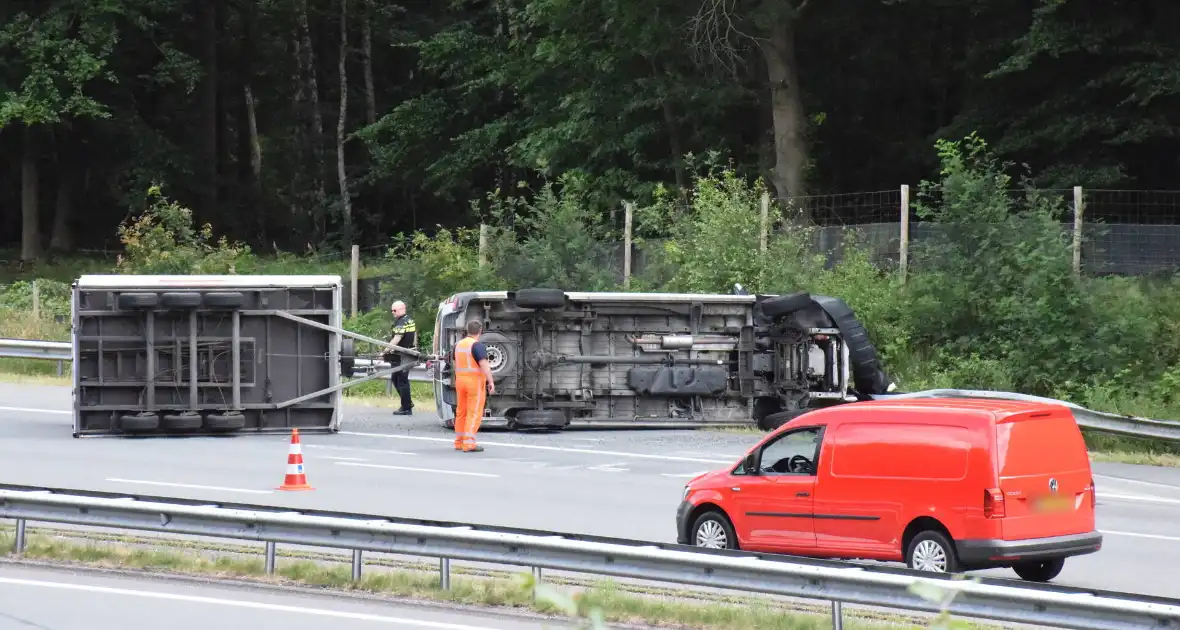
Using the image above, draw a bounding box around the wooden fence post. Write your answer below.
[760,192,770,252]
[623,202,634,290]
[478,224,489,268]
[349,245,359,317]
[1073,186,1084,277]
[899,185,910,284]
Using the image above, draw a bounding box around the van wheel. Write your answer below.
[1012,558,1065,582]
[906,530,959,573]
[690,511,738,550]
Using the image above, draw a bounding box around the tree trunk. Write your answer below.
[760,16,808,208]
[362,0,376,126]
[337,0,353,243]
[49,127,74,252]
[21,125,40,262]
[49,176,73,252]
[199,0,219,219]
[296,0,327,225]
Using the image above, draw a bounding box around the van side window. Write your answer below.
[758,427,823,476]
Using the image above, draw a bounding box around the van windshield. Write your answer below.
[995,415,1089,477]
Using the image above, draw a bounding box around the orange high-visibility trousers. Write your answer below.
[452,336,485,451]
[453,375,486,451]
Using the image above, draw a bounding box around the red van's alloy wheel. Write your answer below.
[906,530,960,573]
[691,511,738,550]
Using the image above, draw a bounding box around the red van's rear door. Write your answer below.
[995,410,1095,540]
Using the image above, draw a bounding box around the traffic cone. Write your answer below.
[278,428,314,491]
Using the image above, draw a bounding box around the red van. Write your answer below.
[675,398,1102,582]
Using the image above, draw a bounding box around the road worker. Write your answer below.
[452,319,495,452]
[388,300,417,416]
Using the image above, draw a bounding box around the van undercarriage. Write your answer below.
[432,289,895,431]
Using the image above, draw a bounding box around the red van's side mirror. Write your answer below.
[743,452,758,475]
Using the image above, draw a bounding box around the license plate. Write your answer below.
[1033,495,1072,513]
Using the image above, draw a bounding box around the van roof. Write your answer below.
[807,397,1072,424]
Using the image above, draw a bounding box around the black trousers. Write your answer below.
[391,368,413,411]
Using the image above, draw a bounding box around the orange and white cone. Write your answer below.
[277,428,314,491]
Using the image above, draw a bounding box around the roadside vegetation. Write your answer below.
[3,136,1180,462]
[0,525,988,629]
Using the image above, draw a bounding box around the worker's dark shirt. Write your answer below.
[389,315,417,365]
[471,341,487,363]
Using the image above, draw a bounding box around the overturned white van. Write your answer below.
[429,289,894,431]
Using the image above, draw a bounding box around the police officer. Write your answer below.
[388,300,417,415]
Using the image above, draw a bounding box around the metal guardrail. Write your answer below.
[0,483,1175,630]
[0,338,431,381]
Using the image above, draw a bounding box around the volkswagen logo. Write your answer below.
[1049,478,1059,493]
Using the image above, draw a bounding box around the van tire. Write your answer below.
[760,292,812,318]
[759,408,807,432]
[514,288,566,310]
[1012,558,1065,582]
[689,511,738,550]
[905,530,959,573]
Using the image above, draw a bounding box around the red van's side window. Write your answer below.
[996,416,1089,477]
[829,422,972,480]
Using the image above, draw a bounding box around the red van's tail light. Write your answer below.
[984,487,1006,519]
[1090,477,1096,509]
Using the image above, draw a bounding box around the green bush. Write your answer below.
[116,184,254,274]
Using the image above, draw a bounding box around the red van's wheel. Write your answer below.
[905,530,960,573]
[690,511,738,550]
[1012,558,1065,582]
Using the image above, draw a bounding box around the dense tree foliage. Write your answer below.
[4,0,1179,257]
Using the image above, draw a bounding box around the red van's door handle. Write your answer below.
[796,491,810,497]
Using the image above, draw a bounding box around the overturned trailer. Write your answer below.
[430,289,895,431]
[70,275,422,437]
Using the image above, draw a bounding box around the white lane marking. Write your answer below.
[105,479,272,495]
[1101,529,1180,542]
[0,575,505,629]
[1095,474,1180,492]
[341,432,735,464]
[335,462,499,478]
[305,444,418,456]
[587,462,628,473]
[661,471,709,478]
[322,456,368,462]
[0,406,70,415]
[1099,492,1180,505]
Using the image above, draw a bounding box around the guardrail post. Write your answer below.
[13,519,26,554]
[264,541,276,575]
[831,601,843,629]
[351,549,362,581]
[56,360,62,377]
[439,558,451,590]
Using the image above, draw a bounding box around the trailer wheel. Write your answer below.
[116,293,159,310]
[160,292,202,309]
[760,292,812,318]
[514,288,566,310]
[203,291,246,309]
[162,412,203,431]
[120,412,159,432]
[339,338,356,376]
[206,412,246,431]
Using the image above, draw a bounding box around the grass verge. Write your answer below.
[0,526,974,629]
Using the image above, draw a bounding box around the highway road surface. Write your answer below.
[0,563,571,629]
[2,382,1180,599]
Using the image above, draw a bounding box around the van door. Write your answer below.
[994,412,1095,539]
[731,426,823,552]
